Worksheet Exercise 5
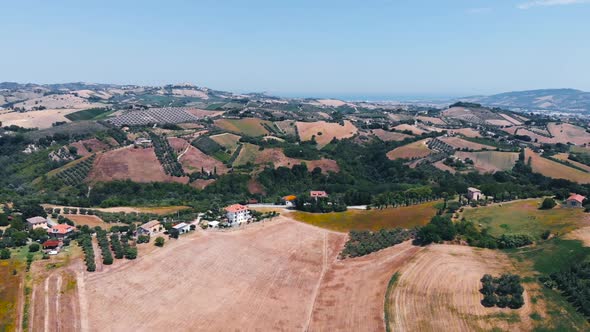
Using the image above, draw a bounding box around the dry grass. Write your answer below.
[0,109,81,129]
[450,128,482,138]
[0,259,22,332]
[553,153,590,172]
[296,120,358,148]
[233,143,261,166]
[70,138,112,157]
[392,124,427,135]
[210,133,241,153]
[386,139,432,160]
[547,123,590,146]
[254,148,339,173]
[417,116,446,125]
[63,214,119,228]
[370,129,413,142]
[179,144,228,174]
[289,201,439,232]
[439,136,495,150]
[525,148,590,184]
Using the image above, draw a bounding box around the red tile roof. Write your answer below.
[43,240,60,248]
[567,194,586,204]
[310,191,328,198]
[225,204,249,213]
[51,224,74,235]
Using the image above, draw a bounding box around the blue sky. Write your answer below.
[1,0,589,96]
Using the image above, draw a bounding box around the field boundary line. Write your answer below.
[383,272,400,332]
[303,231,328,332]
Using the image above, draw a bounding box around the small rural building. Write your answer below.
[27,216,49,230]
[566,194,586,208]
[310,191,328,199]
[467,187,484,201]
[225,204,251,225]
[207,220,220,228]
[50,224,75,239]
[138,220,162,236]
[43,240,60,250]
[173,222,191,234]
[282,195,297,207]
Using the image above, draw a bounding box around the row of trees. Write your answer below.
[371,186,437,209]
[480,274,525,309]
[541,262,590,318]
[341,228,416,258]
[110,234,126,259]
[78,234,96,272]
[55,155,96,186]
[294,196,347,213]
[97,230,113,265]
[149,133,185,177]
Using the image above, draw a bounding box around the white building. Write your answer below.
[467,187,484,201]
[173,222,191,234]
[138,220,162,236]
[26,216,49,230]
[225,204,251,225]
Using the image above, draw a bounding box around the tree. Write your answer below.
[155,236,165,247]
[125,247,138,259]
[540,198,556,210]
[0,248,11,260]
[29,243,40,252]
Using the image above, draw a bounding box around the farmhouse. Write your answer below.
[207,220,220,228]
[225,204,251,225]
[310,191,328,199]
[173,222,191,234]
[467,187,484,201]
[138,220,162,236]
[42,239,60,250]
[282,195,297,207]
[50,224,75,239]
[566,194,586,208]
[26,216,49,230]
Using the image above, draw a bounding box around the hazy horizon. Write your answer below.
[2,0,589,95]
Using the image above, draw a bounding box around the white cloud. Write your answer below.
[518,0,590,9]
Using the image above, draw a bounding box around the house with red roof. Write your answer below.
[224,204,251,225]
[50,224,75,239]
[310,191,328,199]
[43,240,61,249]
[566,194,586,208]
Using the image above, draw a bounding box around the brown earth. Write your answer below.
[370,129,413,142]
[87,147,189,184]
[439,136,495,150]
[547,123,590,146]
[386,139,432,160]
[449,128,482,138]
[525,148,590,184]
[70,138,113,157]
[254,148,340,173]
[392,124,427,135]
[296,120,358,148]
[62,214,119,228]
[178,144,228,174]
[388,244,534,332]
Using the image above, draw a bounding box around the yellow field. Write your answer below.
[386,139,432,160]
[232,143,260,166]
[210,133,241,153]
[525,148,590,183]
[290,201,439,232]
[214,118,270,136]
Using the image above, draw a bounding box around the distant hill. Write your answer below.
[459,89,590,112]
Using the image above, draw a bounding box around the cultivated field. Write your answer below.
[454,151,519,173]
[210,133,241,153]
[214,118,270,136]
[386,139,432,160]
[309,241,422,332]
[233,143,260,166]
[275,120,298,136]
[296,120,358,148]
[80,218,346,331]
[254,148,340,173]
[388,244,532,332]
[485,119,514,127]
[290,201,439,232]
[370,129,413,142]
[392,124,427,135]
[0,259,22,331]
[450,127,481,138]
[62,214,118,228]
[0,108,81,129]
[178,144,228,174]
[13,93,103,111]
[87,147,189,184]
[70,138,113,157]
[547,123,590,146]
[462,198,590,238]
[553,152,590,172]
[42,204,190,215]
[525,148,590,184]
[439,136,495,150]
[499,113,523,125]
[416,116,446,125]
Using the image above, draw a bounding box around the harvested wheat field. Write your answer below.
[87,147,189,184]
[439,136,495,150]
[392,124,427,135]
[525,148,590,183]
[387,139,432,160]
[370,129,413,142]
[388,244,533,332]
[185,108,224,118]
[309,241,423,332]
[553,152,590,172]
[254,148,339,173]
[547,123,590,146]
[214,118,270,136]
[499,113,523,125]
[0,108,81,129]
[179,144,228,174]
[80,218,347,331]
[416,116,446,125]
[296,120,358,148]
[62,214,120,228]
[450,127,482,138]
[455,151,519,173]
[485,119,514,127]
